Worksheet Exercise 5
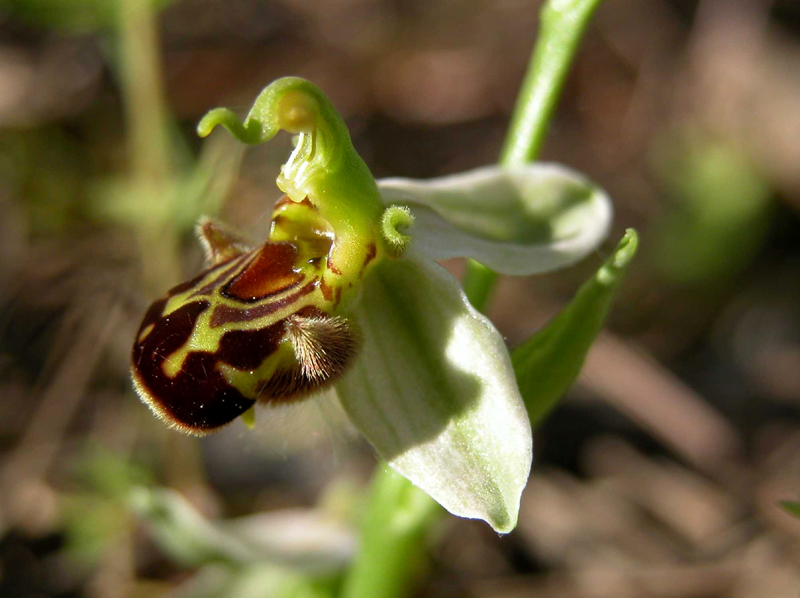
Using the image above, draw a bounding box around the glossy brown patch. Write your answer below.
[326,257,343,275]
[210,279,318,328]
[131,301,255,434]
[223,242,302,302]
[189,254,253,299]
[320,279,334,302]
[363,242,377,269]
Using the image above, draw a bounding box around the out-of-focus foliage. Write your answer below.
[0,129,87,235]
[782,500,800,519]
[6,0,175,32]
[61,446,152,565]
[653,134,773,285]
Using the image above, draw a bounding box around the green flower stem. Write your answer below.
[340,466,441,598]
[344,2,604,595]
[463,0,604,311]
[116,0,181,291]
[117,0,171,189]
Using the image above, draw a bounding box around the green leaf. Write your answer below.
[378,164,611,275]
[512,229,638,426]
[335,257,532,533]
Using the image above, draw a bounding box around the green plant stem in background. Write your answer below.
[117,0,170,188]
[116,0,181,290]
[340,467,441,598]
[463,0,604,312]
[343,2,605,597]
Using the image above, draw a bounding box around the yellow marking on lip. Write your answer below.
[138,323,155,343]
[161,352,187,379]
[240,405,256,429]
[156,285,327,382]
[217,348,285,398]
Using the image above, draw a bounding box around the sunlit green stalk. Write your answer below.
[340,467,441,598]
[463,0,604,311]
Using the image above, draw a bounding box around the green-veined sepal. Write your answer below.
[335,257,532,533]
[378,164,612,275]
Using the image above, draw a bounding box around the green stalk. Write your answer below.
[116,0,181,290]
[341,2,604,596]
[117,0,170,188]
[463,0,604,311]
[340,467,441,598]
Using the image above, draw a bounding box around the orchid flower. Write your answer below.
[130,77,612,533]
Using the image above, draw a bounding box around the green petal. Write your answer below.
[378,164,611,274]
[335,258,532,533]
[513,229,638,426]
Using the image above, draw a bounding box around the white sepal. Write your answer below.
[379,164,612,275]
[336,257,532,533]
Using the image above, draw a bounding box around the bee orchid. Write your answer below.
[131,77,612,533]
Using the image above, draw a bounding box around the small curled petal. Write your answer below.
[197,78,339,150]
[197,77,387,284]
[380,205,415,257]
[197,108,266,144]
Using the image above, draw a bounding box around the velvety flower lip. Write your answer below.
[130,77,613,533]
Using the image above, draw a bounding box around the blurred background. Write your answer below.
[1,0,800,596]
